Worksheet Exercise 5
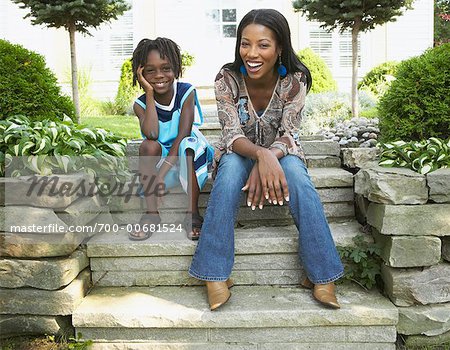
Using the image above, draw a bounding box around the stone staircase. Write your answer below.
[72,116,399,349]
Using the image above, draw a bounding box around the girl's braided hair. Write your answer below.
[131,37,182,86]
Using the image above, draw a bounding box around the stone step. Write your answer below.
[86,221,365,287]
[83,342,395,350]
[126,140,340,157]
[107,167,354,225]
[72,284,397,349]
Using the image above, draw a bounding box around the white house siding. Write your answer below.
[0,0,433,100]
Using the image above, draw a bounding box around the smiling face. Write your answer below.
[142,49,175,100]
[239,23,280,81]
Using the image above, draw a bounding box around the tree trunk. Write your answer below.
[69,24,80,123]
[351,18,361,119]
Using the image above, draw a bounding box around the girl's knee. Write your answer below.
[139,139,161,156]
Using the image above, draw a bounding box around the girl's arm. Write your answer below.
[157,91,195,178]
[135,65,159,140]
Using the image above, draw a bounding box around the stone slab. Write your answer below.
[72,284,398,328]
[443,237,450,262]
[355,166,428,204]
[306,156,341,168]
[56,196,107,227]
[259,344,395,350]
[308,168,353,188]
[397,303,450,336]
[300,140,341,156]
[0,248,89,290]
[0,174,93,208]
[109,201,355,226]
[210,325,396,343]
[91,269,305,287]
[428,168,450,203]
[0,231,85,258]
[90,254,301,272]
[0,206,68,233]
[76,325,396,343]
[403,330,450,347]
[0,269,91,315]
[341,148,379,169]
[381,263,450,306]
[0,315,73,338]
[367,203,450,236]
[373,231,441,267]
[86,221,364,257]
[87,344,394,350]
[89,344,257,350]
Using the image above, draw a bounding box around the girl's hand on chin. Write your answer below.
[137,65,154,94]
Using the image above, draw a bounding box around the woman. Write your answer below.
[188,9,344,310]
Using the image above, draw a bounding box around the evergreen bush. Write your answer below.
[358,61,398,98]
[0,39,75,121]
[114,59,142,115]
[378,44,450,142]
[297,48,337,93]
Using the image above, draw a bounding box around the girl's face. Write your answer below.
[239,23,280,80]
[142,50,175,97]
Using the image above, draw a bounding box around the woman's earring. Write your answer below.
[240,65,248,76]
[277,55,287,77]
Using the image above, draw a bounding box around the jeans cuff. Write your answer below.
[188,268,229,282]
[310,270,344,284]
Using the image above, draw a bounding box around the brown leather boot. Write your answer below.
[301,277,340,309]
[206,281,231,311]
[313,283,340,309]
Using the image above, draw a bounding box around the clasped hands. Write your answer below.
[241,149,289,210]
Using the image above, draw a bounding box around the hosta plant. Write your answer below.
[0,115,130,193]
[378,137,450,174]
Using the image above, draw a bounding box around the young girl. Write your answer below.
[129,37,213,241]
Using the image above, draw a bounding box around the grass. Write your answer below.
[80,114,141,140]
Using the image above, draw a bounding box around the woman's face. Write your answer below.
[239,23,280,80]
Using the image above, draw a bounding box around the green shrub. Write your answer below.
[0,39,75,121]
[114,59,142,115]
[358,61,398,98]
[337,234,382,290]
[297,48,337,93]
[181,51,195,72]
[0,115,129,188]
[379,138,450,174]
[378,44,450,142]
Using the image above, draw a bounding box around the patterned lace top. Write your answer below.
[213,67,307,166]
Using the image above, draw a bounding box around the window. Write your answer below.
[308,22,361,71]
[206,6,237,38]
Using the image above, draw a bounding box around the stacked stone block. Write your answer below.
[0,174,112,339]
[355,166,450,347]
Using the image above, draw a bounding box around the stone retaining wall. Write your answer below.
[0,174,112,338]
[352,157,450,347]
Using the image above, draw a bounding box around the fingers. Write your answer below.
[280,176,290,202]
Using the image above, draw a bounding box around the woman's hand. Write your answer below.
[137,65,153,94]
[242,164,265,210]
[256,148,289,205]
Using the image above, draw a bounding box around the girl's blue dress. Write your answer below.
[135,81,214,192]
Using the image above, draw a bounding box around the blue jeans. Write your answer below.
[188,153,344,284]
